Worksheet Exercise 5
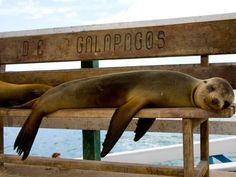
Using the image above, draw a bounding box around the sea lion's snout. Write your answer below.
[211,98,219,106]
[210,98,221,110]
[204,96,225,110]
[223,101,231,109]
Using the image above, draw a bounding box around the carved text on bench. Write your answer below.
[76,31,165,54]
[1,19,236,64]
[20,30,165,58]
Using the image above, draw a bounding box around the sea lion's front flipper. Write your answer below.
[101,98,146,157]
[134,118,156,142]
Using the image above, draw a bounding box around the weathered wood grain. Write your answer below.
[0,161,234,177]
[195,161,209,177]
[0,64,5,164]
[1,154,184,176]
[0,107,234,120]
[0,19,235,64]
[183,119,194,177]
[0,107,234,134]
[0,117,3,160]
[0,163,178,177]
[200,120,210,177]
[0,63,235,88]
[2,116,236,135]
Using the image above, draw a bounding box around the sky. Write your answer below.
[0,0,236,32]
[0,0,235,70]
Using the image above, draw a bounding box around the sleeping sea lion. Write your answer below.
[13,70,234,160]
[0,80,52,107]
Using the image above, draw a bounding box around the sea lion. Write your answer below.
[0,80,52,107]
[13,70,234,160]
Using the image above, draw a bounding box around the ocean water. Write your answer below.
[5,128,185,158]
[4,127,231,161]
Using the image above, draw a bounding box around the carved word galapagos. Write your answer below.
[76,31,165,54]
[20,30,166,57]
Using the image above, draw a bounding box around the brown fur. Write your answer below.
[0,80,52,107]
[13,70,234,160]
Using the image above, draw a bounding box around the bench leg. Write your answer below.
[0,65,5,165]
[183,118,194,177]
[0,117,3,165]
[200,120,210,177]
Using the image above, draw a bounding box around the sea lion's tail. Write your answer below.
[14,109,44,160]
[13,98,39,109]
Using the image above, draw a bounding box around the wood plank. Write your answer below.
[200,120,209,161]
[195,161,209,177]
[0,19,236,64]
[0,117,3,165]
[0,64,5,165]
[1,110,235,135]
[0,163,176,177]
[1,13,235,38]
[1,154,184,176]
[183,119,194,177]
[201,55,209,67]
[192,119,207,130]
[0,107,234,133]
[200,120,210,177]
[0,107,234,120]
[2,116,236,135]
[1,163,235,177]
[0,63,235,89]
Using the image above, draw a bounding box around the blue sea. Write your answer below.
[4,127,231,163]
[5,128,186,158]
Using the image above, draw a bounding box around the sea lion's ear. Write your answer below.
[101,98,147,157]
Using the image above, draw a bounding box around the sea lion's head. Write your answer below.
[194,77,234,111]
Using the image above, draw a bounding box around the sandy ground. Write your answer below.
[1,163,236,177]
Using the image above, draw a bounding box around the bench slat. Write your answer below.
[0,19,235,64]
[1,163,174,177]
[2,116,236,135]
[1,154,185,176]
[0,107,234,119]
[0,107,234,134]
[0,63,235,88]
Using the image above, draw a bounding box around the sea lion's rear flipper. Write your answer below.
[14,109,44,160]
[13,98,39,109]
[101,98,146,157]
[134,118,156,142]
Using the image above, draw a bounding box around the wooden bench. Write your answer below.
[0,13,236,177]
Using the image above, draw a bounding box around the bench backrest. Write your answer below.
[0,13,235,88]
